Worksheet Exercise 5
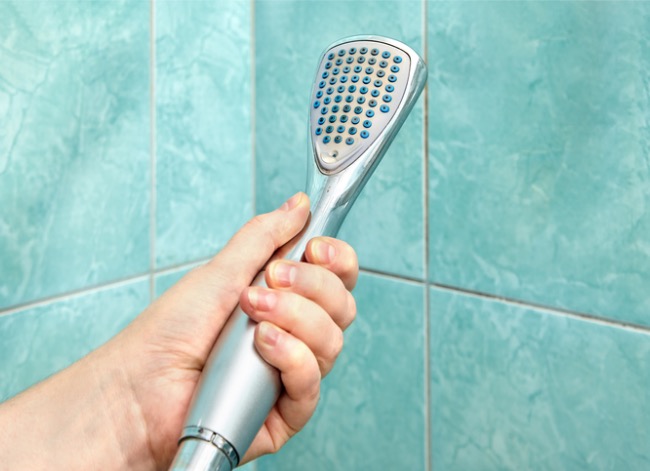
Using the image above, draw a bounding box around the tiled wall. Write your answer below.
[2,1,650,470]
[0,0,253,405]
[255,1,650,470]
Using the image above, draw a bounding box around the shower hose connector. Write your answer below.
[169,427,238,471]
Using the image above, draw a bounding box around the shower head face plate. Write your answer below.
[309,38,414,174]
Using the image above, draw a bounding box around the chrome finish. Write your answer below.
[310,36,426,175]
[169,438,234,471]
[173,427,240,469]
[169,35,426,471]
[182,272,279,460]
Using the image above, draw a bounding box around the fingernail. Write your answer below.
[313,240,336,264]
[280,192,303,211]
[248,287,277,311]
[258,322,280,347]
[273,262,297,287]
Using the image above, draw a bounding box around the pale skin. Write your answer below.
[0,192,359,470]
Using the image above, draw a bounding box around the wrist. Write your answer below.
[89,339,156,470]
[0,338,154,470]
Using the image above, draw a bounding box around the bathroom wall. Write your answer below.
[255,1,650,470]
[1,1,649,470]
[0,5,254,469]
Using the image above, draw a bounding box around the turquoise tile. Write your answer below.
[258,272,425,471]
[255,0,425,279]
[155,0,253,268]
[0,278,149,401]
[0,1,150,309]
[240,462,256,471]
[427,2,650,325]
[430,287,650,470]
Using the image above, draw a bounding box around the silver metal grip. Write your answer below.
[178,271,278,466]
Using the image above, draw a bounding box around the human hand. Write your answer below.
[110,192,358,467]
[0,192,358,471]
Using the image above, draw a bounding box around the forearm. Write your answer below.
[0,342,153,471]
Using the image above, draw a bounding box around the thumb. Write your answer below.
[205,192,311,292]
[124,192,310,367]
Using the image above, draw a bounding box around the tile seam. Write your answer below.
[5,272,644,336]
[251,0,257,217]
[421,0,432,468]
[359,269,650,335]
[0,258,210,317]
[154,256,212,276]
[0,274,151,317]
[359,267,426,286]
[149,0,157,301]
[430,282,650,335]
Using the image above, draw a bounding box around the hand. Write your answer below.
[0,192,358,471]
[122,191,358,467]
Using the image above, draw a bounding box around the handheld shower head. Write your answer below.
[169,35,426,471]
[310,36,426,174]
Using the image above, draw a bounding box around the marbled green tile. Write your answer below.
[0,0,150,309]
[258,272,425,471]
[255,0,425,279]
[430,287,650,470]
[155,0,253,268]
[240,461,256,471]
[0,279,149,402]
[427,2,650,325]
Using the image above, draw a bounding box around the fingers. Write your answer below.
[240,238,358,375]
[263,259,356,330]
[242,236,359,460]
[304,237,359,291]
[241,286,344,376]
[204,192,310,299]
[254,322,321,435]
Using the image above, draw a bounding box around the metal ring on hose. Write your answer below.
[180,426,240,469]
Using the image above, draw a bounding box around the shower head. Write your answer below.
[310,36,426,175]
[169,35,426,471]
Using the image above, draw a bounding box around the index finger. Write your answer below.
[304,237,359,291]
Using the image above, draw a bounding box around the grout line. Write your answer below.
[149,0,157,302]
[421,0,431,468]
[424,280,431,471]
[250,0,257,217]
[154,256,212,276]
[0,257,212,318]
[359,267,426,286]
[6,264,646,338]
[359,268,650,335]
[0,274,151,317]
[430,282,650,335]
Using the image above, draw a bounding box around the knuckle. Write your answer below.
[344,250,359,275]
[304,378,321,404]
[245,214,270,235]
[345,293,357,326]
[287,341,312,371]
[316,356,328,375]
[329,328,345,359]
[242,213,281,251]
[334,247,358,280]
